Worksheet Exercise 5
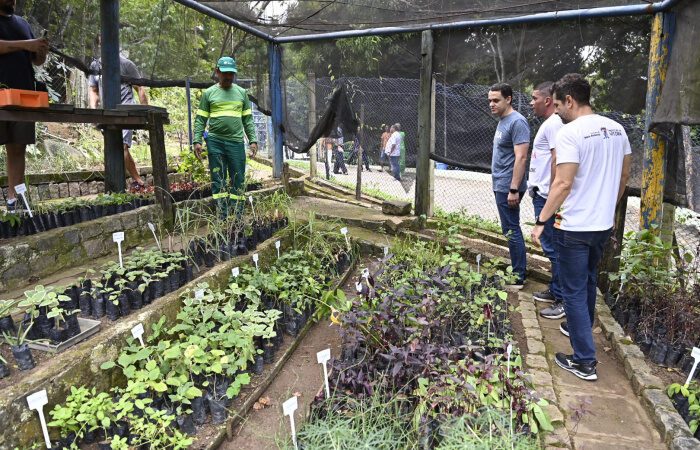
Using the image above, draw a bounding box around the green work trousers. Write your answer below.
[205,136,246,218]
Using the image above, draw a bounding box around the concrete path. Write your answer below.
[519,280,666,450]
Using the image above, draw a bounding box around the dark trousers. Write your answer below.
[494,191,526,283]
[533,194,562,299]
[333,148,347,174]
[555,227,612,363]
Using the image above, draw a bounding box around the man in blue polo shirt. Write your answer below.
[488,83,530,289]
[0,0,48,211]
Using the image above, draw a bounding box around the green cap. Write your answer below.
[217,56,237,73]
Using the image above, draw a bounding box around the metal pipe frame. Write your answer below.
[174,0,683,44]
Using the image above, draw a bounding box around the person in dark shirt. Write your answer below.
[0,0,48,211]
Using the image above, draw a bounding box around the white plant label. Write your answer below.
[275,240,281,258]
[14,183,33,218]
[317,348,331,398]
[283,396,299,450]
[147,222,161,251]
[231,267,240,277]
[384,246,389,256]
[355,281,363,293]
[685,347,700,387]
[113,232,125,268]
[362,268,370,279]
[476,254,482,273]
[131,323,145,348]
[340,227,349,247]
[195,289,204,300]
[248,195,256,219]
[253,253,259,270]
[27,390,51,449]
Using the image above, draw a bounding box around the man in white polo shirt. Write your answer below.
[528,81,564,318]
[531,74,631,381]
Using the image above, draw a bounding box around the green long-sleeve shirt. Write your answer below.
[193,84,257,145]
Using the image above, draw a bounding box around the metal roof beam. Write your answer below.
[172,0,275,42]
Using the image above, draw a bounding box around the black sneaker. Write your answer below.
[533,289,555,303]
[555,352,597,381]
[559,321,569,337]
[540,301,566,320]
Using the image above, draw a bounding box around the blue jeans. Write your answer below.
[494,191,526,283]
[532,194,562,299]
[389,155,401,180]
[555,227,611,363]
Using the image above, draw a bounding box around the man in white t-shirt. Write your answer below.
[384,123,403,181]
[531,74,631,382]
[528,82,564,318]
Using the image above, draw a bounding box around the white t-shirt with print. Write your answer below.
[384,131,402,156]
[555,114,631,232]
[527,114,563,198]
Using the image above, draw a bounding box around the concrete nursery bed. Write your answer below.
[0,230,288,450]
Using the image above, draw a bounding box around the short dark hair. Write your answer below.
[552,74,590,106]
[489,83,513,100]
[534,81,554,97]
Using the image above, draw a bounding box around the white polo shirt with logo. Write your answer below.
[554,114,631,232]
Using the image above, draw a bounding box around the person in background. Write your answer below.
[384,124,403,181]
[350,129,371,171]
[528,81,564,319]
[532,74,631,382]
[88,42,149,191]
[0,0,48,211]
[379,124,391,167]
[193,56,258,219]
[488,82,530,290]
[333,126,348,175]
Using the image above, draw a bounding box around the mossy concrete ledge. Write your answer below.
[0,204,164,293]
[0,234,284,450]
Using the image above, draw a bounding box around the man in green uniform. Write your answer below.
[193,56,258,218]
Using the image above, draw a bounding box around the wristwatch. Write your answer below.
[535,215,547,226]
[509,188,518,194]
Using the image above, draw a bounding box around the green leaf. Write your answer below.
[100,361,116,370]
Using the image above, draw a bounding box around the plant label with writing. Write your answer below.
[685,346,700,387]
[147,222,161,251]
[231,267,239,277]
[195,289,204,300]
[275,240,281,258]
[476,254,482,273]
[113,232,125,268]
[340,227,349,248]
[131,323,145,348]
[27,390,51,448]
[282,396,299,450]
[14,183,33,218]
[317,348,331,398]
[253,253,259,270]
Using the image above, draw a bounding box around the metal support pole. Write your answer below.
[308,72,317,178]
[356,104,364,201]
[186,76,193,148]
[416,30,434,217]
[268,42,284,178]
[640,12,676,231]
[100,0,125,193]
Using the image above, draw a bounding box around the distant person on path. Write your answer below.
[333,126,348,175]
[323,136,334,179]
[89,42,149,191]
[384,124,403,181]
[528,81,564,319]
[349,129,371,171]
[532,74,631,381]
[488,82,530,289]
[0,0,48,211]
[193,56,258,219]
[379,125,391,166]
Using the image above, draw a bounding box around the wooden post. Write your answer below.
[100,0,125,193]
[640,12,676,232]
[147,111,174,228]
[415,30,434,217]
[308,72,317,178]
[681,125,695,211]
[356,104,365,200]
[598,189,629,294]
[268,43,284,178]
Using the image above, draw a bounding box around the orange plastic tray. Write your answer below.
[0,88,49,108]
